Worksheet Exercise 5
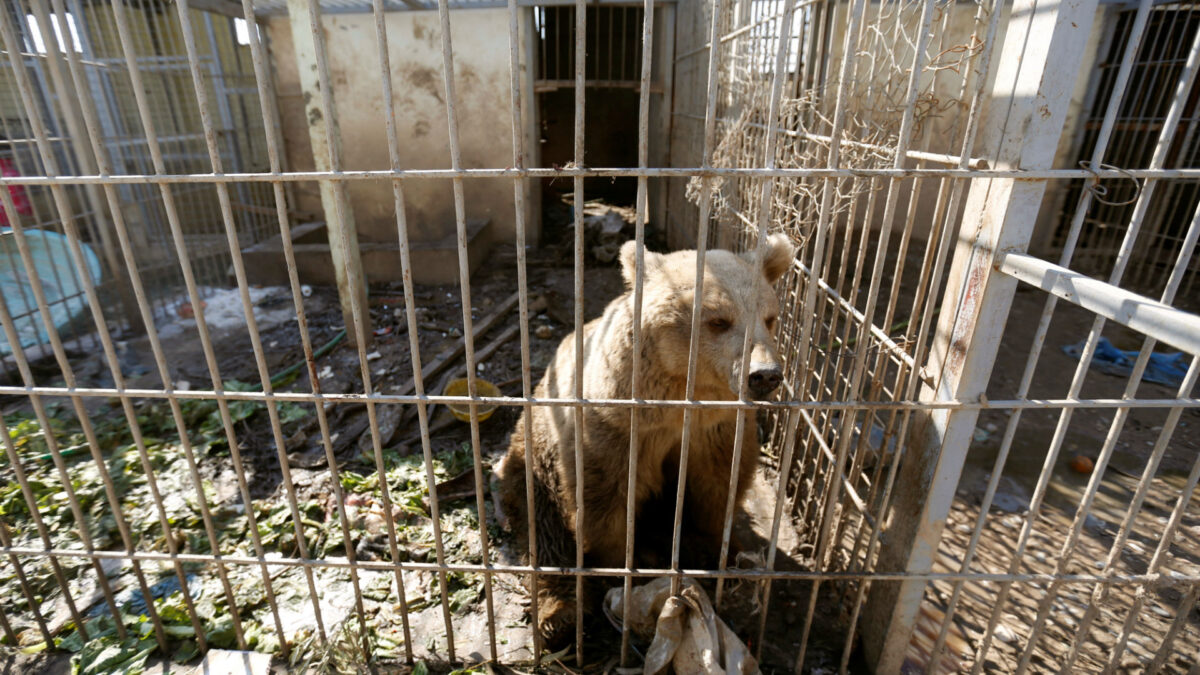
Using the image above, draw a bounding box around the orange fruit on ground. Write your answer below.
[1070,455,1094,474]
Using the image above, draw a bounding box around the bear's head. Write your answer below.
[620,233,795,400]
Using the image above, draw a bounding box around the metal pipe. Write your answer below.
[996,251,1200,356]
[5,166,1200,185]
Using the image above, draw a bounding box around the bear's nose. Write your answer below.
[748,366,783,398]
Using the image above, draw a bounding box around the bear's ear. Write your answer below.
[747,233,795,284]
[620,240,662,289]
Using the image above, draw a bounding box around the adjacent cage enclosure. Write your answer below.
[0,0,280,361]
[0,0,1197,673]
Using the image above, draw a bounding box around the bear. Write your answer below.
[493,233,796,646]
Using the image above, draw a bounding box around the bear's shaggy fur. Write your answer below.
[494,234,795,645]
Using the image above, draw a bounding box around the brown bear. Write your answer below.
[494,234,795,645]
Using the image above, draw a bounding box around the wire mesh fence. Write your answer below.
[0,0,1196,673]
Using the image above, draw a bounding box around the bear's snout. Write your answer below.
[747,364,783,398]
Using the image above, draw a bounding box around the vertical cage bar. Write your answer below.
[571,0,586,662]
[433,0,499,663]
[618,0,655,664]
[503,0,542,662]
[713,0,802,610]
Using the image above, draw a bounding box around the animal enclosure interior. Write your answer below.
[0,0,1198,673]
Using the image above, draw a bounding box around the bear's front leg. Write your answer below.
[681,423,760,567]
[578,459,631,569]
[533,443,631,648]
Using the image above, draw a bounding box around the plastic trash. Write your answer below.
[0,228,101,355]
[1061,337,1187,389]
[0,158,33,229]
[605,577,760,675]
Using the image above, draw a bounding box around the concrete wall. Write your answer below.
[268,9,519,246]
[1033,3,1119,252]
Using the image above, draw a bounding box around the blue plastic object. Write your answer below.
[1061,337,1187,389]
[0,228,101,355]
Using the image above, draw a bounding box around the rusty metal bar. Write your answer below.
[7,166,1200,185]
[619,0,655,664]
[0,543,1196,584]
[504,0,542,662]
[433,0,500,662]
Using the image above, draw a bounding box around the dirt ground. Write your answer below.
[0,199,1196,674]
[909,286,1200,675]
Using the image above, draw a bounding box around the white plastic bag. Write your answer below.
[605,577,760,675]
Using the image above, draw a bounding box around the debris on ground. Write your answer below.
[584,208,630,263]
[0,198,840,673]
[178,300,205,320]
[1070,454,1095,474]
[422,470,479,512]
[605,577,759,675]
[554,200,644,265]
[158,286,298,341]
[1061,336,1188,388]
[192,649,272,675]
[394,291,520,400]
[540,289,574,328]
[0,391,499,669]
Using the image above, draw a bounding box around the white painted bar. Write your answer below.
[997,251,1200,356]
[860,1,1101,671]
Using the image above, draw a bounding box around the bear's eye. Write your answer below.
[708,317,732,332]
[765,316,778,331]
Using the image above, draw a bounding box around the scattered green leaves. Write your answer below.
[1,383,499,670]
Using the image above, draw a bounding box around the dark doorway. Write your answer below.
[533,4,647,206]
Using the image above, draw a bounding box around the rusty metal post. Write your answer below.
[284,0,370,345]
[859,0,1099,671]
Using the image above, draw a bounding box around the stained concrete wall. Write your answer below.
[268,9,520,247]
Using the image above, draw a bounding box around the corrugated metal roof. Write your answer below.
[248,0,507,15]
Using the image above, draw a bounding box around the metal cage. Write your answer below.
[0,0,1197,673]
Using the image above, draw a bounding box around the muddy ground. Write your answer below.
[0,199,847,674]
[0,198,1196,674]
